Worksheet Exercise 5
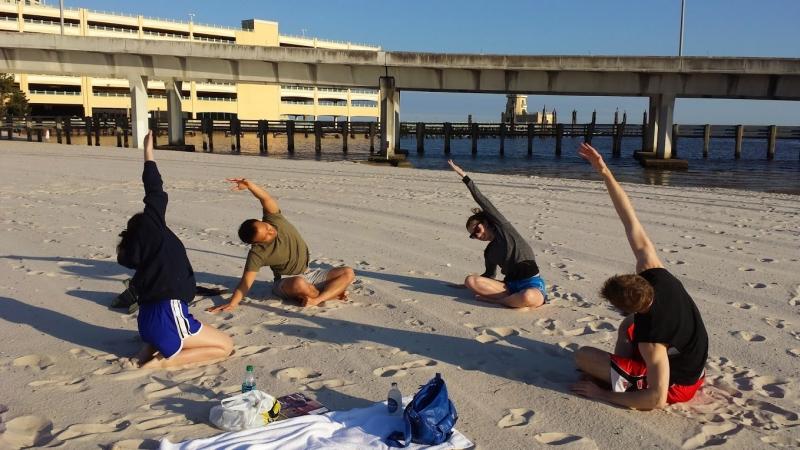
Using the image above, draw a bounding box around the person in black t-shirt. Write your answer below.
[117,130,233,369]
[570,143,708,409]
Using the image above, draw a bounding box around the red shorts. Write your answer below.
[609,324,704,404]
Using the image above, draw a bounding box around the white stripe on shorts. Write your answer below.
[170,299,189,339]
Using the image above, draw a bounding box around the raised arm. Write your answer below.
[142,130,167,225]
[578,143,661,272]
[227,178,279,214]
[447,160,508,224]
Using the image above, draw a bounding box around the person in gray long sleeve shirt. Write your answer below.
[448,160,547,309]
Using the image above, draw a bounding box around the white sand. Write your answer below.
[0,141,798,449]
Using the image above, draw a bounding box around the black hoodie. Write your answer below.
[117,161,195,304]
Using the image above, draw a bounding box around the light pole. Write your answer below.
[678,0,686,57]
[59,0,64,35]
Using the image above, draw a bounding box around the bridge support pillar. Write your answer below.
[654,94,675,159]
[129,75,149,149]
[379,76,400,159]
[165,80,185,146]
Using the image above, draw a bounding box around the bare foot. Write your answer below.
[139,354,165,369]
[337,290,349,301]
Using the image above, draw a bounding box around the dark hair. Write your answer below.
[600,274,654,313]
[238,219,260,244]
[117,212,145,268]
[465,207,490,230]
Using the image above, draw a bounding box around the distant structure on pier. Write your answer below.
[501,94,553,124]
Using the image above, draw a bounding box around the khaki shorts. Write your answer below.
[272,268,331,299]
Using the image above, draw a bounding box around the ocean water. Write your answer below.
[52,131,800,194]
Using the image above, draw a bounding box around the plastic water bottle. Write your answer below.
[387,382,402,415]
[241,365,256,393]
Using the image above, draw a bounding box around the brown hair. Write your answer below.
[600,274,654,313]
[465,207,489,230]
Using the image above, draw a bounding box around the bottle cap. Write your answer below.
[246,365,254,372]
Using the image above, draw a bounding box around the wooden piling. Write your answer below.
[499,122,505,156]
[64,118,72,145]
[26,117,32,142]
[444,122,452,154]
[115,117,122,147]
[368,122,375,153]
[527,123,534,156]
[416,122,425,153]
[341,121,348,153]
[93,116,101,146]
[56,117,63,144]
[85,116,92,145]
[257,120,267,154]
[314,122,322,153]
[555,124,563,156]
[471,123,478,155]
[767,125,777,160]
[734,124,743,159]
[703,124,711,158]
[286,120,295,154]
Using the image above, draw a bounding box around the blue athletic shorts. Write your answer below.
[137,299,202,359]
[506,274,548,302]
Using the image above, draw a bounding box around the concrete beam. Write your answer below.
[129,75,148,149]
[165,80,184,146]
[379,76,400,159]
[654,94,676,159]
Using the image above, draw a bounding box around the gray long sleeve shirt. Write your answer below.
[463,176,539,281]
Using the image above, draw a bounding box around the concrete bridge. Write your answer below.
[2,31,799,158]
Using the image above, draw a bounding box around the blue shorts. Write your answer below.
[137,299,202,359]
[506,275,548,302]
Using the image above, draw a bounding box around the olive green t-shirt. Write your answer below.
[244,210,309,277]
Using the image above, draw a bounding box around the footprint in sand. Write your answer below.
[303,379,350,390]
[474,327,518,344]
[232,345,269,357]
[764,318,789,329]
[13,354,54,370]
[497,408,535,428]
[56,421,128,441]
[737,267,755,272]
[727,302,757,310]
[760,435,800,448]
[682,423,742,449]
[557,342,580,352]
[275,367,321,382]
[788,349,800,358]
[533,432,598,449]
[789,286,800,306]
[759,257,777,263]
[2,415,54,448]
[372,359,437,378]
[730,331,766,342]
[745,282,767,289]
[133,414,187,431]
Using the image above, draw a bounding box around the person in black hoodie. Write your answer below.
[118,130,233,369]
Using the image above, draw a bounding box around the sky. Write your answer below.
[51,0,800,124]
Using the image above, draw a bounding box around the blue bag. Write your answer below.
[387,373,458,447]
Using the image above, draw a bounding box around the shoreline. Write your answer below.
[0,141,798,449]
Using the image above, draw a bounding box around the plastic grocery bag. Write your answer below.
[209,390,281,431]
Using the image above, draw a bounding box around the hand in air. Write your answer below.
[447,159,467,178]
[206,302,238,313]
[226,178,250,191]
[578,142,607,172]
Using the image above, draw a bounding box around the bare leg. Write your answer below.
[280,268,355,308]
[574,346,612,384]
[140,323,233,370]
[464,275,545,309]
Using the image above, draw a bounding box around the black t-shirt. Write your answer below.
[633,268,708,385]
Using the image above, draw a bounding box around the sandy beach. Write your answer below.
[0,141,798,449]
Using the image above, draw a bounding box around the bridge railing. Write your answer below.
[1,116,798,160]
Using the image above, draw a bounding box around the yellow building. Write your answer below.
[0,0,380,120]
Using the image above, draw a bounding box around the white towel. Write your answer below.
[160,398,472,450]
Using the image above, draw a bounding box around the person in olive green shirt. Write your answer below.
[206,178,355,312]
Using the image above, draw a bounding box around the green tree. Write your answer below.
[1,73,30,118]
